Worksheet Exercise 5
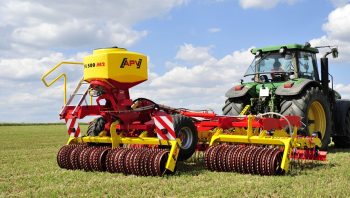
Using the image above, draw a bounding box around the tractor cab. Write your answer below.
[244,44,319,83]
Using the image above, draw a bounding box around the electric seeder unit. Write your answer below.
[42,47,327,176]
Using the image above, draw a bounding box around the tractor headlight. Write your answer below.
[256,50,262,56]
[279,47,286,54]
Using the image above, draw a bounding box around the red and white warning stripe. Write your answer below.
[65,118,81,137]
[153,116,176,140]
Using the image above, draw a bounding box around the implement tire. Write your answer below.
[333,110,350,148]
[87,117,106,136]
[172,114,198,161]
[222,98,246,115]
[280,87,331,150]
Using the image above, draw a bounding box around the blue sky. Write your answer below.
[134,0,332,62]
[0,0,349,122]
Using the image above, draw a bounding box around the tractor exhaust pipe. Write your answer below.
[320,57,329,95]
[319,46,338,95]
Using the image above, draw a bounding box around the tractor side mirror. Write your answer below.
[331,47,338,58]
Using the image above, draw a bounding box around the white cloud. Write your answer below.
[322,4,350,41]
[335,83,350,99]
[208,27,221,33]
[0,52,86,80]
[0,0,188,58]
[175,43,214,64]
[310,4,350,63]
[131,44,253,113]
[0,80,81,122]
[239,0,299,9]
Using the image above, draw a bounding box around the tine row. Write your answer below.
[204,144,284,176]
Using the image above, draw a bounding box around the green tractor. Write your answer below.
[223,43,350,150]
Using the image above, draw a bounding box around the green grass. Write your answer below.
[1,125,350,197]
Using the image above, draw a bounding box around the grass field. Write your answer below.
[1,125,350,197]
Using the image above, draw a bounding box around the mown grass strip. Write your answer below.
[0,123,88,126]
[0,125,349,197]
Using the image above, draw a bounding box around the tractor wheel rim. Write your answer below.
[178,127,193,150]
[307,101,326,138]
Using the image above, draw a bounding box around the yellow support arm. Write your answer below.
[41,61,83,105]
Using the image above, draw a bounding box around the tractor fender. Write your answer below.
[275,79,321,96]
[333,99,350,136]
[225,84,255,98]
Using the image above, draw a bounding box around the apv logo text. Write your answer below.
[120,58,142,68]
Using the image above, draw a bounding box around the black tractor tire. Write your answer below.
[172,114,198,161]
[87,117,106,136]
[333,110,350,148]
[280,87,331,150]
[222,98,246,115]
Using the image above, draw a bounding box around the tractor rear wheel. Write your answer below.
[333,110,350,148]
[172,114,198,161]
[222,98,246,115]
[280,87,331,150]
[87,117,106,136]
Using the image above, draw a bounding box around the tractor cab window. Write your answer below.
[244,52,296,82]
[298,51,316,80]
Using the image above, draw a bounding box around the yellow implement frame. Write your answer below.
[67,121,181,172]
[208,115,322,172]
[41,61,83,105]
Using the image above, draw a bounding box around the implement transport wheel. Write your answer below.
[280,87,331,150]
[172,114,198,161]
[222,98,247,115]
[333,110,350,148]
[87,117,106,136]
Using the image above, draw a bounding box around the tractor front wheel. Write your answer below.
[280,87,331,150]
